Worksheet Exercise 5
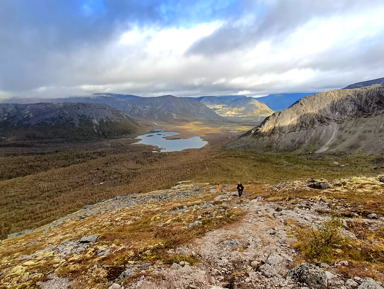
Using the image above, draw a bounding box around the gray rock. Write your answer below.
[354,277,363,284]
[37,273,72,289]
[258,263,278,277]
[109,284,122,289]
[79,234,99,243]
[188,221,203,227]
[346,279,359,288]
[367,213,378,219]
[220,239,241,248]
[307,178,316,183]
[337,260,349,266]
[287,263,327,289]
[171,263,182,270]
[267,228,276,235]
[309,182,331,190]
[358,278,384,289]
[320,263,330,269]
[325,271,336,280]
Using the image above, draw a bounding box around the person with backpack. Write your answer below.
[237,182,244,197]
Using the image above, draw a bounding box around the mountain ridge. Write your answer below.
[189,95,274,119]
[344,77,384,89]
[0,102,140,142]
[228,84,384,154]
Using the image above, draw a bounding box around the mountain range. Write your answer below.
[229,84,384,154]
[0,102,140,142]
[190,95,273,119]
[51,94,224,123]
[255,92,316,111]
[344,77,384,89]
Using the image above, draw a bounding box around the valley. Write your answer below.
[1,81,384,289]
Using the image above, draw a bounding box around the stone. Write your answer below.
[358,278,384,289]
[367,213,378,219]
[346,279,359,288]
[320,263,330,269]
[354,277,363,283]
[325,271,336,280]
[79,234,99,243]
[267,229,276,235]
[109,284,122,289]
[37,274,72,289]
[258,263,278,278]
[306,178,316,183]
[337,260,349,266]
[220,239,241,248]
[189,221,203,227]
[250,260,262,268]
[287,263,327,289]
[309,182,331,190]
[171,263,182,270]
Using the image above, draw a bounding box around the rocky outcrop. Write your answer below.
[228,85,384,154]
[287,263,327,289]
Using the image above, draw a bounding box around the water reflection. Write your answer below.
[135,130,207,152]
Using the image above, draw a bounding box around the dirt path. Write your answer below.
[130,191,332,289]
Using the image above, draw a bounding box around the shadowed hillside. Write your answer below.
[0,102,140,142]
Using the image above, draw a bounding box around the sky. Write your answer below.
[1,0,384,100]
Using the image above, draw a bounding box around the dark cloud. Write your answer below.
[0,0,242,92]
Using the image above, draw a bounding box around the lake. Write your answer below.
[135,130,208,152]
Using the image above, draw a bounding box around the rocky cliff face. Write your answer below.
[0,102,140,141]
[229,85,384,154]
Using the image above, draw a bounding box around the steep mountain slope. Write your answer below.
[228,85,384,154]
[256,92,316,111]
[0,103,140,141]
[49,94,223,122]
[191,95,273,118]
[344,77,384,89]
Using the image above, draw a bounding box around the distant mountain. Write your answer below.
[48,94,223,122]
[190,95,273,119]
[255,93,316,111]
[0,103,140,142]
[344,77,384,89]
[228,85,384,154]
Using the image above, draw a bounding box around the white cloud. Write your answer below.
[2,1,384,99]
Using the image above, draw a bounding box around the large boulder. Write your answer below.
[287,263,327,289]
[358,278,384,289]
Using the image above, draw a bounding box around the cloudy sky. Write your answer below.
[1,0,384,99]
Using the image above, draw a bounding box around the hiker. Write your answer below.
[217,184,221,191]
[237,182,244,197]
